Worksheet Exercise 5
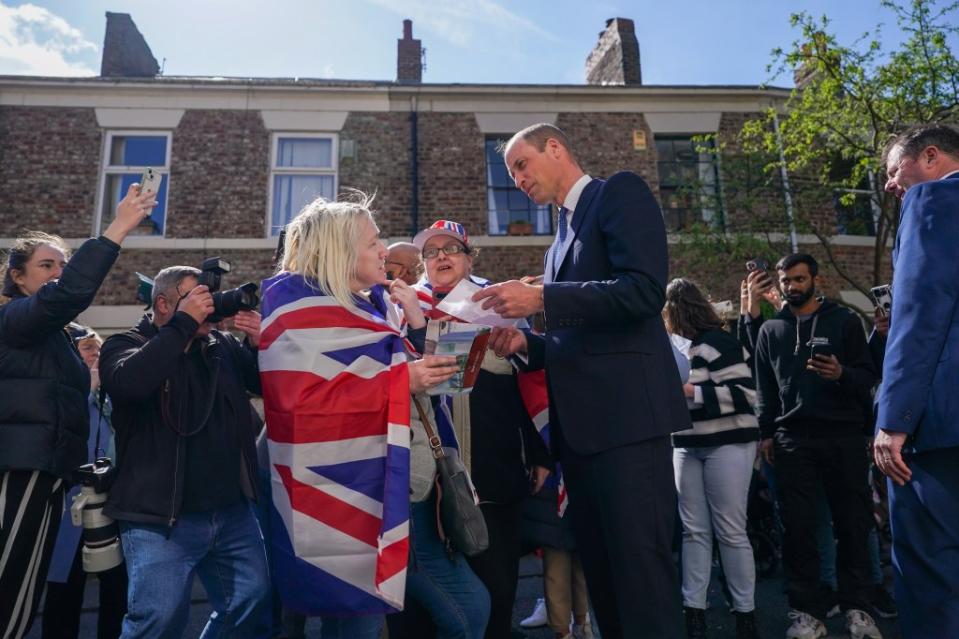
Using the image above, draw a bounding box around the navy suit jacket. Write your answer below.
[524,172,691,455]
[877,172,959,451]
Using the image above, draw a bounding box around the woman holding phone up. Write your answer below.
[0,184,157,638]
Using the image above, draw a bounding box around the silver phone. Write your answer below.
[139,167,163,196]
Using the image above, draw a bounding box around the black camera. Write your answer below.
[198,257,260,323]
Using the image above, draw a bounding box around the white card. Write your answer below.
[435,279,520,328]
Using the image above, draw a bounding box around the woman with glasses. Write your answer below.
[400,219,553,639]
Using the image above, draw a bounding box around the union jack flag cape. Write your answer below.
[259,272,412,615]
[413,277,566,515]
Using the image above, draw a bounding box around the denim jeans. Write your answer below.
[405,496,490,639]
[674,442,757,612]
[118,500,270,639]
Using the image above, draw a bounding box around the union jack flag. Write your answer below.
[517,370,568,517]
[259,272,412,615]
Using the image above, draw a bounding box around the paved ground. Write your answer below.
[26,555,902,638]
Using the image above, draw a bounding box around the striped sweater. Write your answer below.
[672,328,760,448]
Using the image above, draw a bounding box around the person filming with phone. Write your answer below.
[753,253,882,639]
[0,184,156,639]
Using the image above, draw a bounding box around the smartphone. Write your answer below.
[870,284,893,316]
[808,337,833,360]
[746,258,769,273]
[139,167,163,197]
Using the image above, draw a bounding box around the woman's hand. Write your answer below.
[390,279,426,329]
[408,355,460,394]
[103,183,158,245]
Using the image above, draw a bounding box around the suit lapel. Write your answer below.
[551,179,601,281]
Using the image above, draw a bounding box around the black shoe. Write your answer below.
[734,610,760,639]
[871,584,898,618]
[684,606,707,639]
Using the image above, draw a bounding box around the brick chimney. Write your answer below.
[585,18,641,86]
[396,19,423,83]
[100,12,159,78]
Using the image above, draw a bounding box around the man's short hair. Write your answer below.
[882,123,959,166]
[152,265,201,308]
[499,123,579,165]
[776,253,819,278]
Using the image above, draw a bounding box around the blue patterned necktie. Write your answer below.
[553,206,569,274]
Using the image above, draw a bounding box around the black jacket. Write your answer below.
[0,237,119,479]
[99,312,261,526]
[754,299,876,438]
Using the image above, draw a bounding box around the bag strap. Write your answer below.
[412,396,446,460]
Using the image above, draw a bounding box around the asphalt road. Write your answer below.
[26,555,903,638]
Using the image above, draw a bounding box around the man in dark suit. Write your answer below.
[474,123,690,638]
[875,122,959,639]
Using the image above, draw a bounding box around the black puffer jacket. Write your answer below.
[0,237,120,478]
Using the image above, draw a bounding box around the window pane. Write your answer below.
[101,173,167,235]
[272,174,335,233]
[487,162,512,188]
[508,189,532,210]
[488,209,509,236]
[488,190,509,211]
[109,136,167,167]
[276,138,333,168]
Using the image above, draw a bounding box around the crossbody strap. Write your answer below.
[411,396,446,461]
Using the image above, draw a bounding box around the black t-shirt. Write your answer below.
[176,341,244,513]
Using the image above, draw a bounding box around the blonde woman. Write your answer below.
[259,194,489,639]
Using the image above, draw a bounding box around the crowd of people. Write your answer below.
[1,121,958,639]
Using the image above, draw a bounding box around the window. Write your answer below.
[97,132,171,236]
[835,188,878,236]
[655,136,723,231]
[269,134,337,235]
[485,138,553,236]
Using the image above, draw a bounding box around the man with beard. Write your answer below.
[754,253,882,639]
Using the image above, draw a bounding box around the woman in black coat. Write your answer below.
[0,184,154,638]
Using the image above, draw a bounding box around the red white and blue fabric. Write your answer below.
[517,370,568,517]
[258,272,412,616]
[427,220,468,244]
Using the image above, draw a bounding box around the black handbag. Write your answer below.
[412,396,489,557]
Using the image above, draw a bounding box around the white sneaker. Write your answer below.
[785,610,827,639]
[571,613,594,639]
[520,597,548,628]
[846,609,883,639]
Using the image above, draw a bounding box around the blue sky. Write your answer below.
[0,1,950,86]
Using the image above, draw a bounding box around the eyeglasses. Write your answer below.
[422,244,468,260]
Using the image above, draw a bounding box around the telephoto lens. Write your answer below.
[71,458,123,573]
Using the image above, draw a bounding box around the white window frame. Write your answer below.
[266,132,339,236]
[94,130,173,238]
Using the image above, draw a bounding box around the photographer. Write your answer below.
[98,266,268,638]
[753,254,881,639]
[0,185,155,638]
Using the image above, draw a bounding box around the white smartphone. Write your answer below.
[139,167,163,196]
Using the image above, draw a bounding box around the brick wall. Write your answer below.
[556,112,658,191]
[339,112,412,237]
[166,110,270,238]
[0,106,101,237]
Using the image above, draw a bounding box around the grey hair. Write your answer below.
[151,265,201,308]
[883,123,959,166]
[500,123,580,166]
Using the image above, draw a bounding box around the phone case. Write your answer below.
[139,168,162,196]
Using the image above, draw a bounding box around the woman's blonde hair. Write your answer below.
[280,191,377,311]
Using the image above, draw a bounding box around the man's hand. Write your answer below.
[683,383,696,399]
[744,270,775,318]
[389,279,426,329]
[530,465,551,495]
[760,438,775,465]
[807,354,843,381]
[488,326,527,358]
[472,280,543,319]
[233,310,262,348]
[408,356,460,394]
[874,308,890,338]
[180,285,215,325]
[874,429,912,486]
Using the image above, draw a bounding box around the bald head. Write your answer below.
[387,242,422,285]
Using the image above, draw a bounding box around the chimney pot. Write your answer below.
[403,19,413,39]
[397,19,422,83]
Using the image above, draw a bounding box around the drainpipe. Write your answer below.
[410,96,420,237]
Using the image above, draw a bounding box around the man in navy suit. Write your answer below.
[876,123,959,639]
[474,123,690,638]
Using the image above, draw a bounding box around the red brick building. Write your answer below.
[0,14,885,331]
